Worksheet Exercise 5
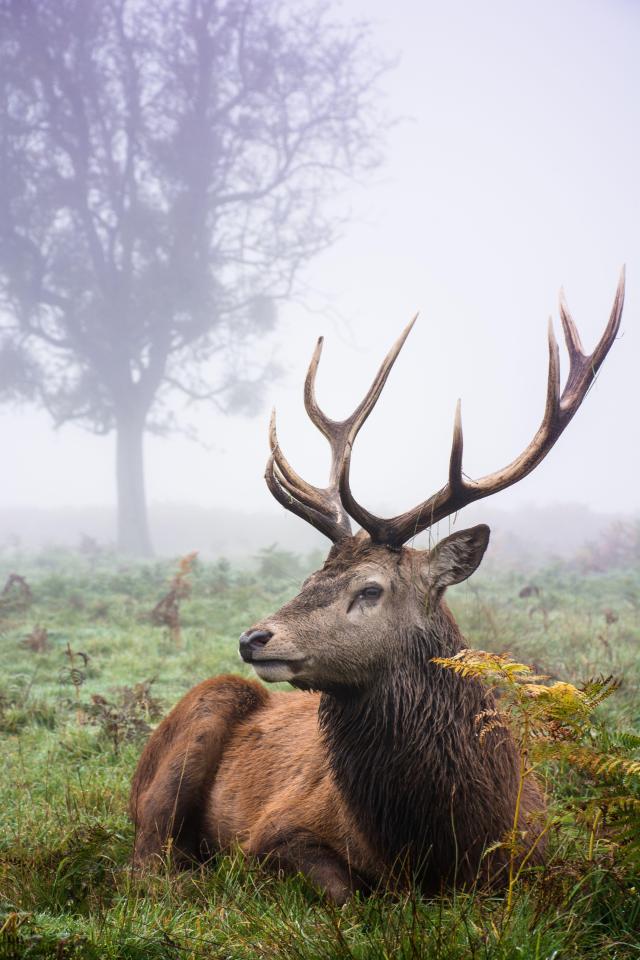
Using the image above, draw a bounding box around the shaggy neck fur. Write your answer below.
[318,606,526,890]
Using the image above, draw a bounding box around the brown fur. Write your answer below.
[131,527,547,902]
[130,675,269,864]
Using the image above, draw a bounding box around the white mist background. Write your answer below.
[1,0,638,550]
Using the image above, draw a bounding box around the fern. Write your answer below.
[433,649,640,882]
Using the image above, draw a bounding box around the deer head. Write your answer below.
[240,272,625,692]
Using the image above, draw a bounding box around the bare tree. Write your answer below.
[0,0,387,554]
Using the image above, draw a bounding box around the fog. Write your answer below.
[1,0,638,556]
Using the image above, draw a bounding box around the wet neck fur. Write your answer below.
[318,605,521,887]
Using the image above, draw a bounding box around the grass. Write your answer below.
[0,548,638,959]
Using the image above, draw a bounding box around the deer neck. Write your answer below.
[318,605,520,886]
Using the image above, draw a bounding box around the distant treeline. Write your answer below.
[1,503,638,571]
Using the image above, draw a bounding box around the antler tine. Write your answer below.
[265,453,351,542]
[559,265,625,406]
[305,319,417,481]
[268,409,335,518]
[266,408,352,542]
[303,337,333,441]
[448,399,465,494]
[558,288,585,358]
[359,270,625,547]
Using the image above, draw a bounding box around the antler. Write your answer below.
[265,318,417,542]
[265,270,624,547]
[338,268,626,546]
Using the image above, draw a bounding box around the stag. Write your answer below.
[131,272,625,902]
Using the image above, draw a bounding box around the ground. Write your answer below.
[0,547,638,959]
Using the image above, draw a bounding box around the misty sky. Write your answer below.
[2,0,638,525]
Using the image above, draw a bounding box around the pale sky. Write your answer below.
[2,0,638,526]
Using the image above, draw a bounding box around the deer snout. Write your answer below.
[239,628,273,662]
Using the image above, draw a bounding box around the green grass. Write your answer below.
[0,549,638,959]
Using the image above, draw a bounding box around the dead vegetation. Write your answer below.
[0,573,33,613]
[59,642,91,723]
[88,680,162,754]
[19,625,49,652]
[150,551,197,646]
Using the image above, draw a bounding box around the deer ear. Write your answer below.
[421,525,490,597]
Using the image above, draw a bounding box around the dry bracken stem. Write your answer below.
[587,807,602,861]
[65,641,84,724]
[512,818,553,888]
[506,705,529,919]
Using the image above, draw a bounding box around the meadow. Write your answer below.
[0,544,638,959]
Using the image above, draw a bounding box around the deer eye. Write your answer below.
[361,586,382,600]
[354,585,382,603]
[347,584,383,612]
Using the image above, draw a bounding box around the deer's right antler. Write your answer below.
[265,319,416,543]
[266,270,625,547]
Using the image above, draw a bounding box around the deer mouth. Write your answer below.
[251,657,306,683]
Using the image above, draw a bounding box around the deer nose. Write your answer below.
[239,629,273,662]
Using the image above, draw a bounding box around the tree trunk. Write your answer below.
[116,415,153,556]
